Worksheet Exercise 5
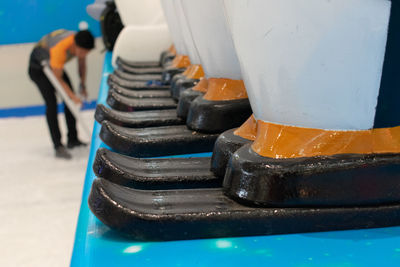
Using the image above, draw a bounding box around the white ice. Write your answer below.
[0,110,94,267]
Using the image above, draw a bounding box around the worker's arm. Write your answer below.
[52,68,82,104]
[78,57,88,99]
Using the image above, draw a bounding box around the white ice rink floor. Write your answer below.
[0,110,95,267]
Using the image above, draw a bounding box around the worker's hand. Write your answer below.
[80,83,88,100]
[71,94,83,105]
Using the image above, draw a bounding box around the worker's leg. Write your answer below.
[28,67,63,148]
[62,71,78,142]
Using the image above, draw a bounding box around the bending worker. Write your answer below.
[28,29,95,159]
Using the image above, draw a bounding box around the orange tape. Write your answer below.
[192,78,208,93]
[203,78,248,101]
[171,55,191,68]
[182,65,191,76]
[182,64,204,79]
[234,115,257,141]
[252,120,400,159]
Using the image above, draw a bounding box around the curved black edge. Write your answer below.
[109,83,171,98]
[170,78,199,101]
[210,129,252,179]
[176,89,204,119]
[161,68,186,85]
[106,90,177,112]
[116,51,174,69]
[160,52,175,67]
[113,69,162,82]
[99,121,219,157]
[187,97,252,134]
[93,148,220,190]
[117,62,163,75]
[116,57,160,68]
[224,144,400,207]
[107,74,170,90]
[94,104,184,128]
[89,177,400,241]
[170,74,186,88]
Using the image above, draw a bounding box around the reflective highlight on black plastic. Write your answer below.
[109,83,171,98]
[93,148,219,190]
[106,90,177,111]
[114,69,161,82]
[187,97,252,133]
[176,89,204,119]
[170,78,199,101]
[108,74,169,90]
[99,121,219,157]
[211,129,252,178]
[224,144,400,207]
[94,104,184,128]
[89,178,400,241]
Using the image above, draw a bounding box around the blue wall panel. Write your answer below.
[0,0,101,45]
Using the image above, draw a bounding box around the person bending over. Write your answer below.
[28,29,95,159]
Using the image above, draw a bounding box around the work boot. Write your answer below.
[55,146,72,159]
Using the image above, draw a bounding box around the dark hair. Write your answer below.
[74,30,95,49]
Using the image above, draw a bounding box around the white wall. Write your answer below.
[0,38,104,109]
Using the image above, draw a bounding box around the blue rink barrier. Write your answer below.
[70,52,400,267]
[0,100,97,118]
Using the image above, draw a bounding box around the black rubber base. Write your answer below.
[89,177,400,241]
[176,89,204,119]
[115,52,174,69]
[170,78,199,101]
[224,145,400,207]
[109,83,171,98]
[114,69,161,82]
[187,97,252,133]
[92,126,250,190]
[94,104,184,127]
[211,129,252,179]
[93,148,219,190]
[106,90,177,111]
[100,121,219,157]
[161,68,186,85]
[159,52,175,67]
[117,62,163,75]
[169,74,186,89]
[108,74,169,90]
[116,57,160,68]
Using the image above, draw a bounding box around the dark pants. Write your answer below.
[28,66,78,149]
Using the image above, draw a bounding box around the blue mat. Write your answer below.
[70,52,400,267]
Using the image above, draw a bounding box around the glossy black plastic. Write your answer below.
[224,145,400,207]
[94,104,184,128]
[116,61,163,75]
[109,83,171,98]
[108,74,169,90]
[106,90,177,111]
[89,177,400,241]
[116,57,160,68]
[170,78,199,101]
[113,69,161,82]
[92,127,250,190]
[211,129,252,179]
[93,148,219,190]
[187,97,252,133]
[161,68,186,85]
[99,121,219,157]
[176,89,204,119]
